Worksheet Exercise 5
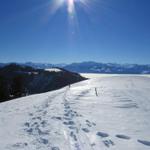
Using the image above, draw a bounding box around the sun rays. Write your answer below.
[46,0,96,36]
[67,0,75,14]
[50,0,91,16]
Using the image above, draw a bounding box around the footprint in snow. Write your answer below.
[82,128,90,133]
[103,140,115,147]
[24,122,30,127]
[63,121,75,125]
[137,140,150,146]
[85,120,96,127]
[36,128,49,135]
[75,143,81,150]
[65,106,70,109]
[97,132,109,138]
[52,116,62,120]
[91,143,96,147]
[12,142,28,148]
[64,117,72,120]
[51,147,60,150]
[39,138,49,145]
[69,126,78,131]
[43,111,47,115]
[29,113,33,116]
[64,113,69,117]
[25,128,33,134]
[41,120,47,127]
[116,134,131,140]
[31,122,39,127]
[92,122,96,126]
[86,123,92,127]
[70,131,77,141]
[32,116,41,120]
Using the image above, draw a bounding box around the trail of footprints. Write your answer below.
[11,94,150,149]
[63,98,150,148]
[21,97,60,150]
[63,98,81,149]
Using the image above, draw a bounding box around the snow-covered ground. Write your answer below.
[0,74,150,150]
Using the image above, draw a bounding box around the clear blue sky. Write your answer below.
[0,0,150,64]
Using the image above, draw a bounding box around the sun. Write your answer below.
[48,0,92,34]
[67,0,75,14]
[50,0,90,16]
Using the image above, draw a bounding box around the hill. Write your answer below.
[0,64,86,102]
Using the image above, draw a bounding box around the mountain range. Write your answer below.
[1,61,150,74]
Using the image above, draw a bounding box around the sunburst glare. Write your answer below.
[50,0,91,17]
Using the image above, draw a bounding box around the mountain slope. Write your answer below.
[0,64,85,102]
[0,75,150,150]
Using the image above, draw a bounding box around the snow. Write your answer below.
[0,74,150,150]
[45,68,62,72]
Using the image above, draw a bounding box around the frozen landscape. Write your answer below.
[0,74,150,150]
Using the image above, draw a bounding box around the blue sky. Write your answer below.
[0,0,150,64]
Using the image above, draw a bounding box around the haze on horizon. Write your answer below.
[0,0,150,64]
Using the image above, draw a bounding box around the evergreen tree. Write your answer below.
[0,76,9,102]
[11,75,25,98]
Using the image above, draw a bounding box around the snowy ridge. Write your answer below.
[0,74,150,150]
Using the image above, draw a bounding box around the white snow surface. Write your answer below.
[0,74,150,150]
[45,68,62,72]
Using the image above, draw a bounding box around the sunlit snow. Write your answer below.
[0,74,150,150]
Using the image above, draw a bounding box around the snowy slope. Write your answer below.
[0,74,150,150]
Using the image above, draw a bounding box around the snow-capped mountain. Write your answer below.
[22,62,67,69]
[1,62,150,74]
[64,62,150,74]
[0,74,150,150]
